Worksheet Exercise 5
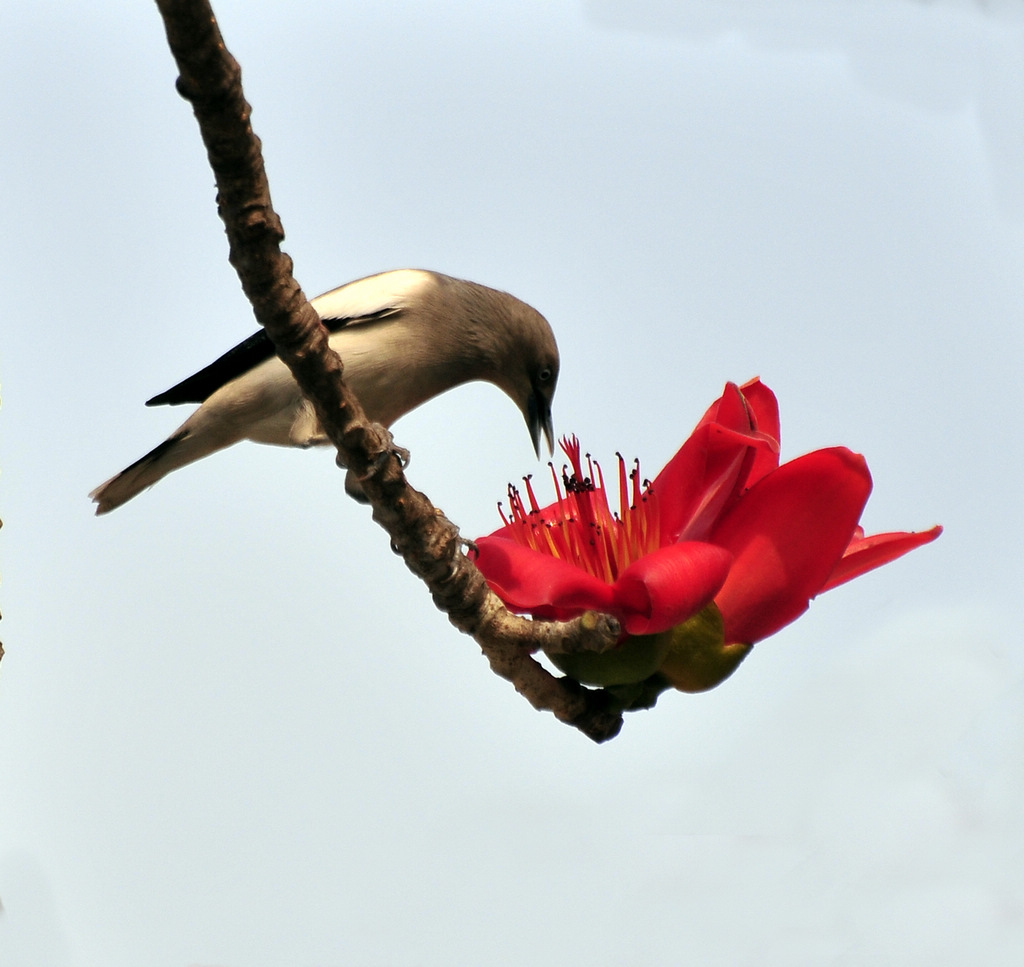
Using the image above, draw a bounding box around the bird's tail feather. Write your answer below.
[90,431,193,515]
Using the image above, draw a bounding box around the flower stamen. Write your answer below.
[500,435,660,584]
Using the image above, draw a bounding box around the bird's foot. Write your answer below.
[356,423,410,481]
[339,424,410,502]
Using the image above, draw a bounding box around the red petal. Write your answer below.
[737,378,781,488]
[654,383,779,543]
[738,378,780,436]
[613,542,733,636]
[710,447,873,644]
[473,537,616,620]
[690,381,741,432]
[821,525,943,592]
[474,537,732,635]
[652,424,747,542]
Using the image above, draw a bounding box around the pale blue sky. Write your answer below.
[2,1,1022,964]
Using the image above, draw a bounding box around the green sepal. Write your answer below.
[605,673,674,711]
[658,603,753,693]
[547,603,752,693]
[547,629,673,687]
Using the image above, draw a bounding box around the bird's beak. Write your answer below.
[527,391,554,458]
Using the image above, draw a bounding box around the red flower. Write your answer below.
[473,379,941,692]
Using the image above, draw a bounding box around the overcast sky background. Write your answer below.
[2,0,1023,964]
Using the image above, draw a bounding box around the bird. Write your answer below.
[90,269,559,514]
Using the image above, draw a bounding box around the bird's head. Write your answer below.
[432,274,560,458]
[524,355,557,458]
[488,295,559,458]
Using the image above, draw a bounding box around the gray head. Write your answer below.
[432,274,559,457]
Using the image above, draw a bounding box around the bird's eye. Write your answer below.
[538,367,553,383]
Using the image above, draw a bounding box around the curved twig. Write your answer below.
[152,0,626,742]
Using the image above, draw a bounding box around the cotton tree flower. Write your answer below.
[474,380,941,697]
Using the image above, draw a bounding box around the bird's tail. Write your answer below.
[89,430,202,514]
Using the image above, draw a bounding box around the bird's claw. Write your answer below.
[356,424,410,482]
[338,425,411,503]
[336,423,410,482]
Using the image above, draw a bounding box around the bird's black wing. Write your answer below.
[146,329,275,406]
[145,310,395,406]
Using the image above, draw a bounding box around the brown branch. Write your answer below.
[152,0,626,742]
